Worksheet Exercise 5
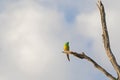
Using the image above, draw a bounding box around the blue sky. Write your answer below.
[0,0,120,80]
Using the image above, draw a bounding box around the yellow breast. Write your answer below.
[64,45,69,51]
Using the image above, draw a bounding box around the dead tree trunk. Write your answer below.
[97,0,120,80]
[63,0,120,80]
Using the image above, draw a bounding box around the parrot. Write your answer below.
[64,42,70,61]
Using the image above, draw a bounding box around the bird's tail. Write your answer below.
[66,54,70,61]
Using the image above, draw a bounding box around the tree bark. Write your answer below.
[63,51,116,80]
[97,0,120,79]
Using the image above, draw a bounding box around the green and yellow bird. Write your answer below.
[64,42,70,61]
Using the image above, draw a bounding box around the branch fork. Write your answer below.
[63,0,120,80]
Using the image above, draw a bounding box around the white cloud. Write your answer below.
[0,0,68,80]
[75,10,101,38]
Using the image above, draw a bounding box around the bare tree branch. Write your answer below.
[62,0,120,80]
[97,0,120,77]
[63,51,116,80]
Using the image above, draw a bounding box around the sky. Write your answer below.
[0,0,120,80]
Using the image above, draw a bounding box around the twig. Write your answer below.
[97,0,120,77]
[63,51,116,80]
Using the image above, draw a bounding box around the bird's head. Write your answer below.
[65,42,69,45]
